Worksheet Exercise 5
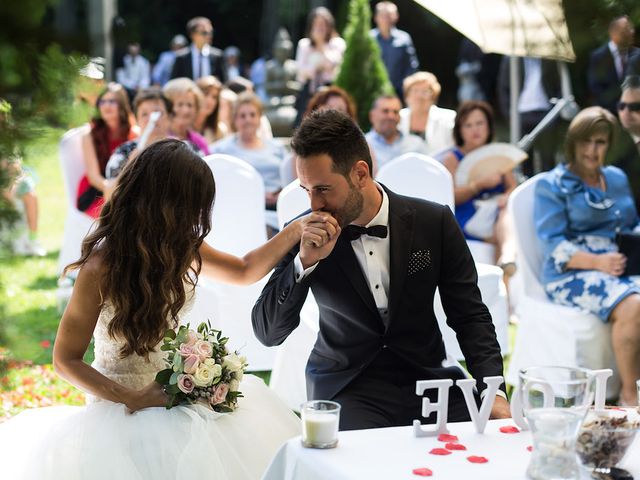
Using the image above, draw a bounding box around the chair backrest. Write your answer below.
[203,154,267,256]
[375,152,455,210]
[59,125,91,210]
[277,179,310,230]
[507,174,546,298]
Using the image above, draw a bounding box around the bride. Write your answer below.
[0,139,338,479]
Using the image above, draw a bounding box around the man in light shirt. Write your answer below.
[365,95,427,168]
[588,15,639,116]
[252,109,510,431]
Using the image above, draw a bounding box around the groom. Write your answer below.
[252,110,510,430]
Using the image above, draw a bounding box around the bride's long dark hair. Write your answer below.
[66,139,216,357]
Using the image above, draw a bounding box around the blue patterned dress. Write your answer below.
[535,163,640,321]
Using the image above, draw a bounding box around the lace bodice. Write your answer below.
[88,292,195,403]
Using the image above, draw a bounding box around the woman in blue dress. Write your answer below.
[535,106,640,405]
[441,101,517,267]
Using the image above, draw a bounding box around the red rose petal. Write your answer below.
[526,445,533,452]
[499,425,520,434]
[412,468,433,477]
[467,456,489,464]
[430,448,452,455]
[437,433,458,442]
[445,442,467,451]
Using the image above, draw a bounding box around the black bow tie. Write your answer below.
[342,224,388,241]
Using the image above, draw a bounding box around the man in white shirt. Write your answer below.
[365,95,427,168]
[252,110,510,430]
[116,43,151,102]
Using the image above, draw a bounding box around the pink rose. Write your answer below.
[177,374,195,394]
[210,383,229,406]
[178,343,195,357]
[194,340,213,361]
[185,330,198,346]
[183,354,200,374]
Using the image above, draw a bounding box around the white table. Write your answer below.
[263,419,640,480]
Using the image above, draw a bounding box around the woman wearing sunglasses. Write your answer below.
[535,106,640,406]
[78,83,136,218]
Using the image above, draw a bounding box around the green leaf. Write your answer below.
[155,369,172,385]
[169,371,180,385]
[164,329,176,340]
[160,344,173,351]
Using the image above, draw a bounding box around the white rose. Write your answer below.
[193,364,215,387]
[223,353,243,373]
[202,359,223,379]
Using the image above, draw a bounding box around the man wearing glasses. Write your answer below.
[171,17,227,82]
[613,75,640,210]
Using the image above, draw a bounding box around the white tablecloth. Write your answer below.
[263,419,640,480]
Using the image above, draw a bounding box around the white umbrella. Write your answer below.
[413,0,577,148]
[413,0,574,61]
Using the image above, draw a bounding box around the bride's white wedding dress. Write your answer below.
[0,297,299,479]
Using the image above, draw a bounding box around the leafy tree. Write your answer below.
[334,0,394,130]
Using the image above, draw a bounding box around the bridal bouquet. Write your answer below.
[155,321,248,412]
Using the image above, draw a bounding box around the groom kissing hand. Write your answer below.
[252,110,509,431]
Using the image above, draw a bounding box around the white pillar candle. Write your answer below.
[302,412,339,447]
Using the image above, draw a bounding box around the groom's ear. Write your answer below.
[351,160,370,186]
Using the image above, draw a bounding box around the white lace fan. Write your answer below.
[454,143,528,186]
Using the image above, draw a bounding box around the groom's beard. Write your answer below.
[333,186,364,228]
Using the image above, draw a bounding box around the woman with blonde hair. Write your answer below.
[211,92,286,210]
[162,77,209,155]
[535,106,640,405]
[399,71,456,156]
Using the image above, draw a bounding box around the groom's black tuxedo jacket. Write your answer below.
[252,187,504,401]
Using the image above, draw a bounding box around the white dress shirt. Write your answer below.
[608,41,627,80]
[191,44,211,79]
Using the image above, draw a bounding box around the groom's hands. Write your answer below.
[125,381,169,412]
[299,212,340,269]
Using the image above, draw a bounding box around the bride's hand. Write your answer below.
[297,212,339,247]
[126,381,169,412]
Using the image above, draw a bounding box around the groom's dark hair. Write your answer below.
[291,109,373,177]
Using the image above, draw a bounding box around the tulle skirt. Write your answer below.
[0,375,299,479]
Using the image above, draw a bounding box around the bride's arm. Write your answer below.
[199,212,339,285]
[53,254,166,411]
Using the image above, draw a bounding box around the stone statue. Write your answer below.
[264,28,300,136]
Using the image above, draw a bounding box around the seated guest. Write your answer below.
[399,71,456,156]
[304,85,357,120]
[441,101,517,267]
[365,94,427,168]
[162,77,209,155]
[535,106,640,406]
[105,88,174,179]
[223,76,273,140]
[78,83,135,218]
[210,92,286,210]
[195,75,226,143]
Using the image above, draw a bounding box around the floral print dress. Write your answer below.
[534,163,640,321]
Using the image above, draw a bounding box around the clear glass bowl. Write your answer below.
[576,407,640,470]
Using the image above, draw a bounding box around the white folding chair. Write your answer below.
[197,154,274,371]
[505,176,619,397]
[276,179,310,230]
[57,125,95,274]
[376,152,455,209]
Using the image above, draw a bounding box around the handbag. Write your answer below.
[464,196,500,240]
[615,232,640,276]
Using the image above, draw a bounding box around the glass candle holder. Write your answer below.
[519,366,593,480]
[300,400,341,449]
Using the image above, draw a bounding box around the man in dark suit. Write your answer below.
[170,17,226,82]
[252,110,510,431]
[587,15,638,116]
[612,75,640,211]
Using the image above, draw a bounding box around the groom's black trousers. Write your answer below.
[332,348,479,431]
